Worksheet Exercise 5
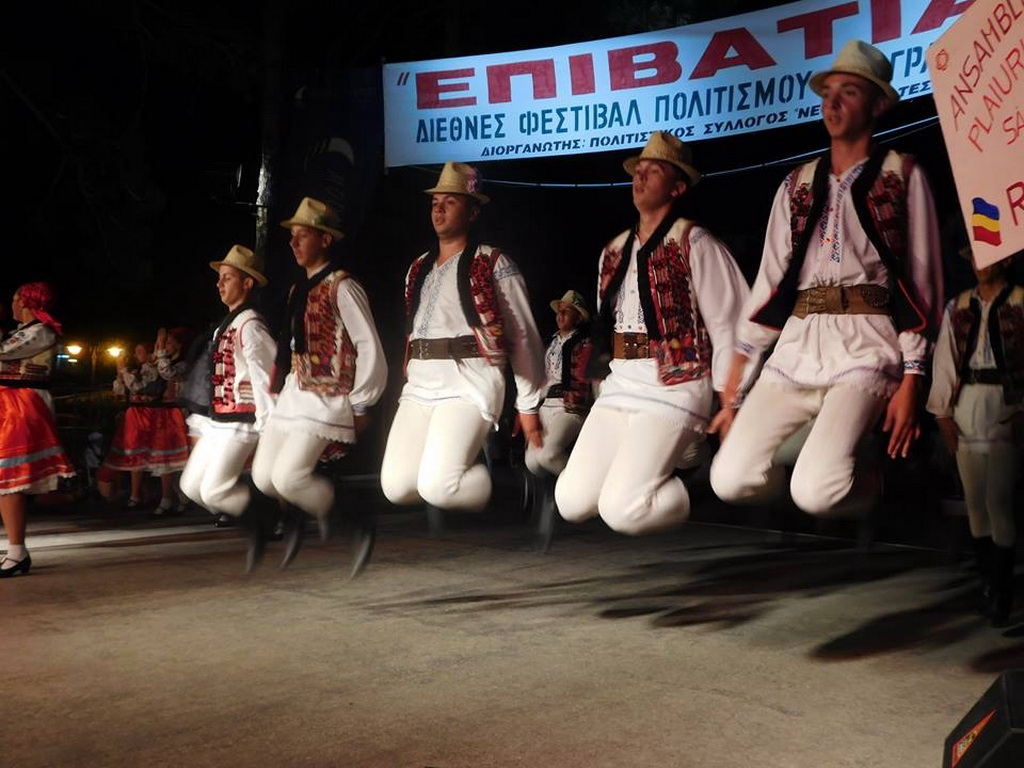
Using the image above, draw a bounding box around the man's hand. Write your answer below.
[353,412,371,436]
[935,416,960,455]
[514,412,543,449]
[154,327,167,352]
[707,352,749,442]
[883,375,923,459]
[707,406,737,441]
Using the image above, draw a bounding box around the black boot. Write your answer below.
[971,536,994,614]
[990,545,1016,628]
[349,507,377,580]
[280,504,306,569]
[236,503,270,574]
[536,474,558,554]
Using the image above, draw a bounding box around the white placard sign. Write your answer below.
[383,0,968,167]
[927,0,1024,269]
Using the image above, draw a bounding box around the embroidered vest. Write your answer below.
[751,148,929,336]
[211,311,269,421]
[0,322,56,388]
[292,270,358,397]
[597,218,711,386]
[950,284,1024,405]
[404,244,507,367]
[559,332,594,415]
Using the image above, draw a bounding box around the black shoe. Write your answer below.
[0,553,32,578]
[349,517,376,580]
[280,506,306,569]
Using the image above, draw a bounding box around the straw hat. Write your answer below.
[209,244,268,287]
[623,131,701,187]
[279,197,344,239]
[550,289,589,322]
[809,39,900,105]
[424,162,490,204]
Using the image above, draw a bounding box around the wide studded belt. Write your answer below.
[792,284,890,318]
[408,335,483,360]
[612,332,653,360]
[963,369,1002,385]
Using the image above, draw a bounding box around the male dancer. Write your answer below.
[381,162,546,519]
[710,40,943,517]
[556,132,752,535]
[179,245,276,571]
[252,197,387,575]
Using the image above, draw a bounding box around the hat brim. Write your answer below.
[550,300,589,322]
[423,186,490,205]
[279,219,345,240]
[809,68,900,105]
[210,261,268,287]
[623,156,701,187]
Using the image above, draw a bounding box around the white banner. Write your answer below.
[927,0,1024,269]
[383,0,970,167]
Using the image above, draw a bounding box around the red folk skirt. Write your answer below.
[103,404,189,476]
[0,386,76,495]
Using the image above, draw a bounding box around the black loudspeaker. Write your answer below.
[944,670,1024,767]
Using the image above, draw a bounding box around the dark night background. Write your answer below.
[4,0,987,393]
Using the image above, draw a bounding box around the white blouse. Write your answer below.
[596,225,753,432]
[736,158,942,399]
[927,292,1022,454]
[401,246,546,426]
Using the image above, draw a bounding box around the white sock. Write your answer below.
[156,497,174,512]
[4,544,27,562]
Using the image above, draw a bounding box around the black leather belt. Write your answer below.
[964,369,1002,385]
[546,385,565,399]
[408,336,482,360]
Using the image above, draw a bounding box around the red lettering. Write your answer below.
[777,2,858,58]
[416,69,476,109]
[690,28,777,79]
[1009,181,1024,227]
[912,0,974,34]
[608,42,682,90]
[569,54,596,95]
[871,0,902,43]
[486,60,556,104]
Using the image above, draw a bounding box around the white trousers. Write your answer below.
[555,404,701,535]
[179,429,256,517]
[957,444,1019,548]
[710,381,886,516]
[525,406,584,477]
[251,423,333,519]
[380,399,492,512]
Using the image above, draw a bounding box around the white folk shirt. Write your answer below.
[541,329,579,411]
[187,309,278,444]
[401,249,546,426]
[0,322,57,412]
[736,159,942,399]
[271,271,388,444]
[596,226,752,432]
[927,292,1022,454]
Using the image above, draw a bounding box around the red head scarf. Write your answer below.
[17,282,62,335]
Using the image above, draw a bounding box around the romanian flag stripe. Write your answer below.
[971,214,1000,233]
[972,197,1000,220]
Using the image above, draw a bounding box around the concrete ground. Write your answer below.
[3,491,1023,768]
